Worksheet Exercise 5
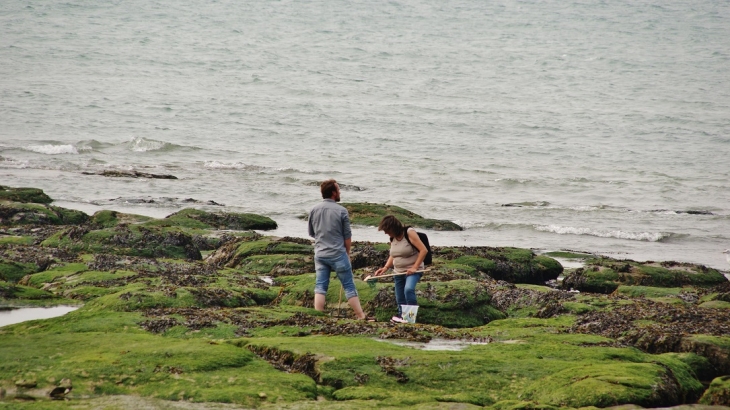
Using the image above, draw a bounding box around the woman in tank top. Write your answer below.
[373,215,428,323]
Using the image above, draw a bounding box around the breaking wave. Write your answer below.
[204,161,268,172]
[0,156,30,168]
[24,144,78,155]
[534,225,673,242]
[204,161,316,174]
[127,137,173,152]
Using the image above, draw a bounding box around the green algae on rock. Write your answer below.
[384,280,506,327]
[41,224,203,260]
[0,186,52,204]
[435,246,563,284]
[205,237,314,276]
[90,210,154,228]
[561,257,727,294]
[699,375,730,406]
[0,202,89,226]
[0,260,41,283]
[343,203,462,231]
[0,281,55,301]
[147,208,278,231]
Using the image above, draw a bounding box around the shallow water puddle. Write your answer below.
[374,338,489,351]
[0,306,79,327]
[553,258,586,269]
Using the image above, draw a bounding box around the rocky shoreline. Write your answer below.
[1,186,729,409]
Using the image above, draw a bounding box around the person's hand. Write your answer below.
[406,268,416,275]
[374,267,388,276]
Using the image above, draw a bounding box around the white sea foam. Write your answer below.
[0,157,30,168]
[25,144,78,155]
[128,137,168,152]
[535,225,669,242]
[568,205,616,212]
[204,161,267,172]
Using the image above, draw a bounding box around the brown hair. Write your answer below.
[320,179,338,199]
[378,215,406,239]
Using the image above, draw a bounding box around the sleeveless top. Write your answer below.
[390,228,425,274]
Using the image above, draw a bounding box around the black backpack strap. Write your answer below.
[403,226,413,247]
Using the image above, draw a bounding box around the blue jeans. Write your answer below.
[314,253,359,300]
[394,272,422,317]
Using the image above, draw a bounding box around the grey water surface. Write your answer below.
[1,0,729,269]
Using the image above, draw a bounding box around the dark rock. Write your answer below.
[49,386,72,399]
[83,170,178,179]
[351,242,389,270]
[182,198,224,206]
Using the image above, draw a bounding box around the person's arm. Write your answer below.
[406,229,427,274]
[375,256,394,276]
[342,208,352,255]
[307,210,315,238]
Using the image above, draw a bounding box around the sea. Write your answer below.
[1,0,729,271]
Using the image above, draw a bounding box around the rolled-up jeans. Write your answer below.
[314,252,359,300]
[394,272,422,317]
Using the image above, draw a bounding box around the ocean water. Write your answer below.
[1,0,729,270]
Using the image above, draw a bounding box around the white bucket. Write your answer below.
[400,305,419,324]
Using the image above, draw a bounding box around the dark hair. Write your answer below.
[320,179,338,199]
[378,215,406,238]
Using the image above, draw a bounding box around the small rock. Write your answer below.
[49,386,72,399]
[42,282,59,291]
[15,379,37,388]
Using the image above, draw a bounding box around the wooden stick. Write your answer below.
[363,268,431,282]
[338,284,344,317]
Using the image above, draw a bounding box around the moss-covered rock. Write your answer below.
[146,208,277,231]
[206,237,313,274]
[0,281,55,300]
[41,224,201,260]
[662,352,715,382]
[343,203,462,231]
[90,210,153,228]
[561,267,620,293]
[436,247,563,284]
[562,258,727,293]
[699,375,730,406]
[521,358,703,407]
[0,186,52,204]
[407,280,506,327]
[0,260,40,283]
[0,203,89,226]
